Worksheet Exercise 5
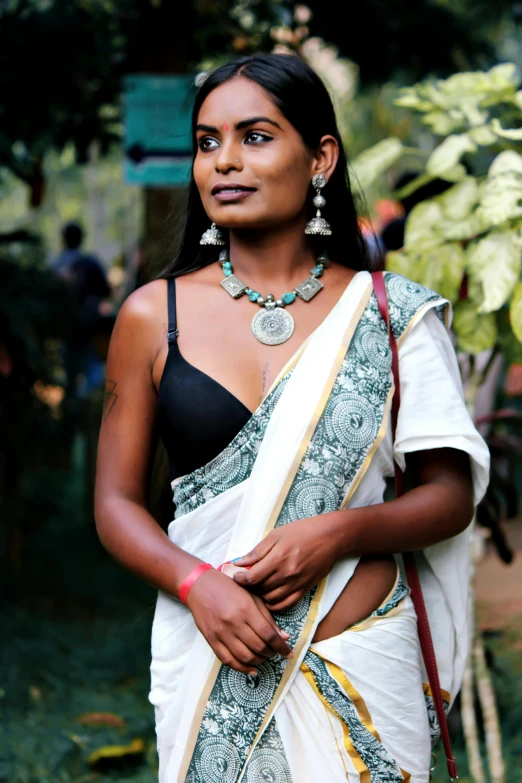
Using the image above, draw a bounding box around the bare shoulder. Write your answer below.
[118,279,168,324]
[110,279,168,359]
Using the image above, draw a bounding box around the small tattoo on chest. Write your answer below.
[260,362,272,403]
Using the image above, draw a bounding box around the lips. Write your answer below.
[211,183,257,196]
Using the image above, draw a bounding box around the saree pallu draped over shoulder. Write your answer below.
[149,271,490,783]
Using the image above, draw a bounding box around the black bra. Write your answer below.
[157,278,252,480]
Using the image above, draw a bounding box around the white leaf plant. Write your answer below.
[352,63,522,362]
[352,63,522,783]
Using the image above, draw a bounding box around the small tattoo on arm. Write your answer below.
[260,362,272,403]
[103,379,118,421]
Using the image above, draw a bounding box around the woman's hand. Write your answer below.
[232,516,340,611]
[186,569,293,675]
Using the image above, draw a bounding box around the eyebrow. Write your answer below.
[195,116,282,133]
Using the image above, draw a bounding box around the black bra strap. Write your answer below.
[166,278,178,344]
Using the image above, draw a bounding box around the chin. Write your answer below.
[214,211,286,232]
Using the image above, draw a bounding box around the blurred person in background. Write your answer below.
[52,221,113,396]
[95,55,488,782]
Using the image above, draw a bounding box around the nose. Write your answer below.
[215,140,242,173]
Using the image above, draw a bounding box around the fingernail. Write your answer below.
[231,557,242,563]
[249,669,258,676]
[286,652,293,659]
[279,631,290,638]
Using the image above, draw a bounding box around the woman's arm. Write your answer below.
[95,282,292,671]
[233,447,474,610]
[95,282,200,597]
[335,446,474,555]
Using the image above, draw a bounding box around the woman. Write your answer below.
[95,54,489,783]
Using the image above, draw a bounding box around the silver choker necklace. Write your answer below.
[218,249,328,346]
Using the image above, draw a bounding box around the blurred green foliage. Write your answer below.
[0,145,143,260]
[352,63,522,358]
[0,0,514,197]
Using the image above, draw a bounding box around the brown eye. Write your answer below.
[198,137,219,151]
[244,131,273,144]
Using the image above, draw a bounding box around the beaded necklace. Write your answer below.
[218,249,328,345]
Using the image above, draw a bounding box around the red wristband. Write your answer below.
[179,563,214,605]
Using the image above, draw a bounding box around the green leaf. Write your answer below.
[487,63,520,90]
[350,137,403,190]
[419,243,467,304]
[510,282,522,343]
[468,124,498,146]
[453,301,497,354]
[489,150,522,177]
[438,177,479,220]
[404,200,444,250]
[439,163,467,182]
[394,90,434,112]
[460,100,489,128]
[426,134,477,177]
[478,171,522,227]
[496,306,522,363]
[386,250,417,279]
[387,243,465,304]
[422,110,461,135]
[439,210,488,242]
[467,232,522,313]
[491,118,522,140]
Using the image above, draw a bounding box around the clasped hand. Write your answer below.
[186,515,339,675]
[233,515,340,611]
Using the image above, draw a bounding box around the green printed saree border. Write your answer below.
[301,650,405,782]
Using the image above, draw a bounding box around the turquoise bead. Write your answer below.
[246,288,252,295]
[310,265,324,277]
[224,267,232,277]
[282,292,296,305]
[249,291,260,302]
[223,261,232,269]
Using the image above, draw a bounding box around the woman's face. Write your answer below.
[193,76,331,231]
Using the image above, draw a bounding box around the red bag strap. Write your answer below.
[371,271,459,781]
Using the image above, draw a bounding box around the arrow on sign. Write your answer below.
[126,143,192,164]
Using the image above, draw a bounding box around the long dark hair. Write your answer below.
[161,54,371,278]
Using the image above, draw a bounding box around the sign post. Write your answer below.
[123,74,195,187]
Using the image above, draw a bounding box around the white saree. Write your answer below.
[150,271,489,783]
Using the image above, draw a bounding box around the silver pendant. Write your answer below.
[251,306,295,345]
[295,276,323,302]
[220,274,248,298]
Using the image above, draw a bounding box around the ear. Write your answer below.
[311,135,339,183]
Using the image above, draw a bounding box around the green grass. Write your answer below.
[0,607,157,783]
[1,442,159,783]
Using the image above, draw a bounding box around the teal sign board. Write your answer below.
[123,74,196,186]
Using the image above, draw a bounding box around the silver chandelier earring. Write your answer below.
[200,222,226,246]
[305,174,332,236]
